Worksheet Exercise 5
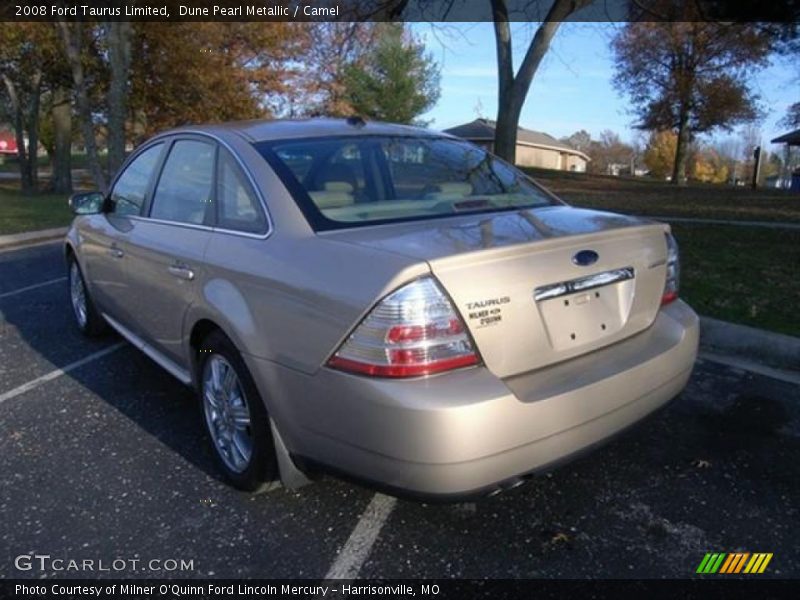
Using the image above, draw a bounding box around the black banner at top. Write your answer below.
[1,0,799,22]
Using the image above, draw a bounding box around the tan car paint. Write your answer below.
[65,119,699,498]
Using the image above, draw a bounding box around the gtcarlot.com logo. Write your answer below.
[14,554,195,573]
[696,552,773,574]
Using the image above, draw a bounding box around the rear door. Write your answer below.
[120,137,215,366]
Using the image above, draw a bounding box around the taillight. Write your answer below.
[327,277,479,378]
[661,232,680,305]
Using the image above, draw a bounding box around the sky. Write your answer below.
[413,22,799,154]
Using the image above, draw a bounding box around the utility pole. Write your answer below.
[751,145,762,189]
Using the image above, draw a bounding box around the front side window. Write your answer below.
[109,143,163,216]
[256,136,556,230]
[216,150,267,234]
[150,140,215,225]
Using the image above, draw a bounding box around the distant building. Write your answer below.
[443,119,590,172]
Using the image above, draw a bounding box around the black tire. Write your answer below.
[67,254,109,337]
[197,330,278,492]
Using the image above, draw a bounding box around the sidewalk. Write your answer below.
[0,227,67,250]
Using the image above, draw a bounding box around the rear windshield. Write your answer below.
[254,136,559,231]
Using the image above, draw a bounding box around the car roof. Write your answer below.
[164,118,451,143]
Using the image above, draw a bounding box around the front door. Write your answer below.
[80,142,165,324]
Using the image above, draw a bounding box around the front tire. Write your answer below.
[198,331,278,491]
[67,255,108,337]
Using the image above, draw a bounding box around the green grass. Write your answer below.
[522,167,800,224]
[673,223,799,337]
[0,183,73,235]
[0,152,97,174]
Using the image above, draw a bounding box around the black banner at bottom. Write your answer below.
[2,579,799,600]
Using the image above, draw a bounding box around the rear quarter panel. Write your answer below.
[186,130,430,374]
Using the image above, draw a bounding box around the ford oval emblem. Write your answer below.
[572,250,599,266]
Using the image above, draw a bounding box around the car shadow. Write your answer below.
[0,244,227,485]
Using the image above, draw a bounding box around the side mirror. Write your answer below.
[69,191,105,215]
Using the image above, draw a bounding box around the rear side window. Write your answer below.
[216,150,267,234]
[109,143,163,216]
[150,140,215,225]
[256,136,556,231]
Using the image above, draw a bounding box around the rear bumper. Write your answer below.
[248,300,699,498]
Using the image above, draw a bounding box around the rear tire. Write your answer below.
[198,330,278,492]
[67,255,109,337]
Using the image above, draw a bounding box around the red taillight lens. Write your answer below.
[661,232,680,306]
[327,277,479,378]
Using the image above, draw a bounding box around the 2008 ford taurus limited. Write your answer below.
[64,118,698,498]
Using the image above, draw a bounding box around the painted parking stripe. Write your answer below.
[0,277,66,300]
[0,342,125,405]
[324,493,397,580]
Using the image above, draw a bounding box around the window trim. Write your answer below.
[254,134,563,233]
[106,131,273,240]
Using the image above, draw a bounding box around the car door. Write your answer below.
[79,142,165,324]
[120,137,215,366]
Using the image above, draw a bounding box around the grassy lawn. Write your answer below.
[523,167,800,224]
[673,223,799,337]
[0,183,73,235]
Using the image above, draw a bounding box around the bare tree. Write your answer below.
[490,0,591,164]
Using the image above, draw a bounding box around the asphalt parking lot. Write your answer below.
[1,241,798,580]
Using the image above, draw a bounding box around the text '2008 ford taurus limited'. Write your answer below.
[65,118,698,499]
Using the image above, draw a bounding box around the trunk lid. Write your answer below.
[324,207,670,378]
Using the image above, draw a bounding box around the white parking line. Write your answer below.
[324,493,397,580]
[0,342,125,405]
[0,277,66,300]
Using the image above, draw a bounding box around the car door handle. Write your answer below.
[168,263,195,281]
[108,244,124,259]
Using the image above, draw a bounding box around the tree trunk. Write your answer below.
[2,73,35,194]
[51,85,73,194]
[57,20,107,191]
[106,21,132,175]
[491,0,587,164]
[672,110,691,186]
[26,69,42,191]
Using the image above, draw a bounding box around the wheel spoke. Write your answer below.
[231,433,251,468]
[204,388,221,410]
[230,403,251,429]
[210,358,224,393]
[221,364,237,399]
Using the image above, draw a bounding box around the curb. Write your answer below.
[649,216,800,230]
[0,227,67,250]
[699,316,800,373]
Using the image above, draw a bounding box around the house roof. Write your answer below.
[771,128,800,146]
[443,119,590,160]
